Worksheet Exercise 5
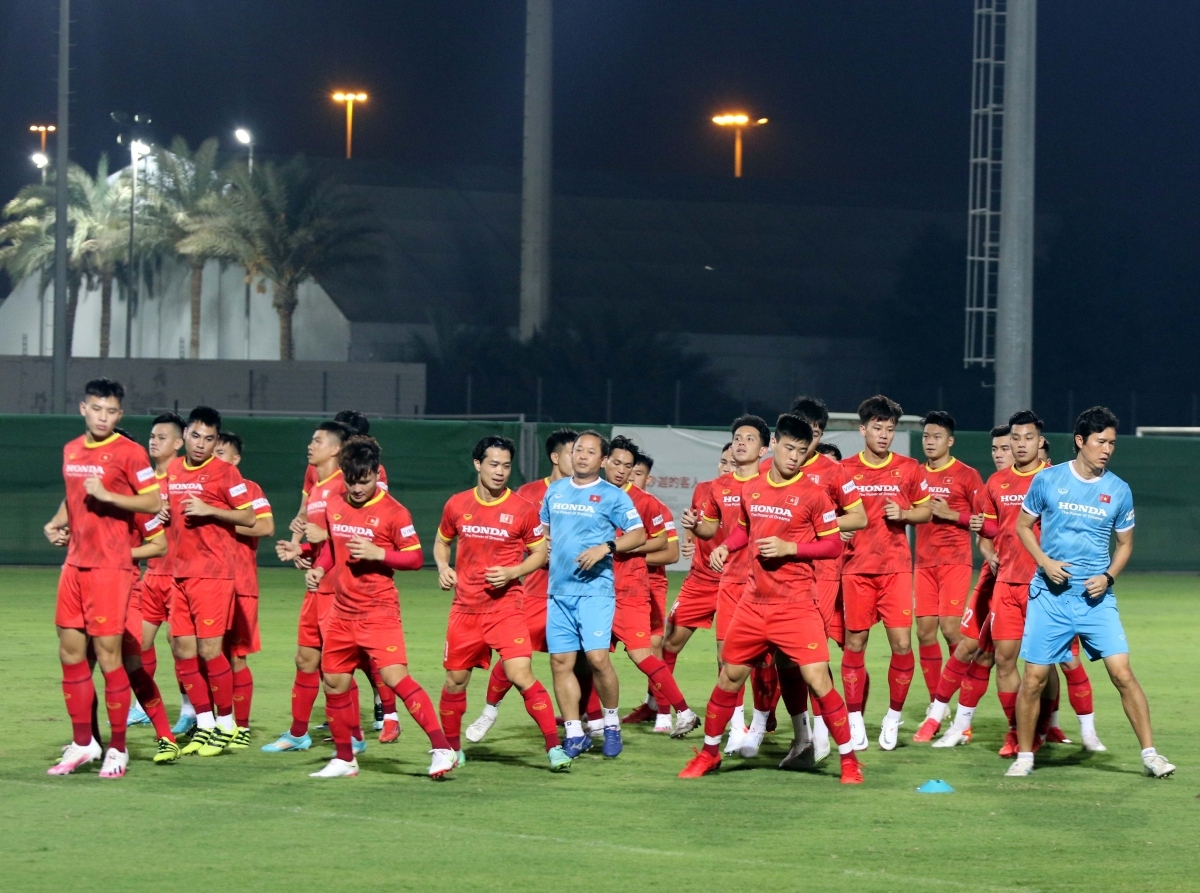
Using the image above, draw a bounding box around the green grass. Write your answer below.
[1,568,1196,892]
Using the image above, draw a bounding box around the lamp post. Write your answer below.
[31,152,49,184]
[125,140,150,358]
[234,128,254,358]
[29,124,56,154]
[711,113,768,178]
[332,92,367,159]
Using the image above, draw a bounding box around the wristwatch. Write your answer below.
[1103,571,1115,588]
[606,540,617,555]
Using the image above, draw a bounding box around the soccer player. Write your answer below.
[911,411,984,725]
[163,406,257,757]
[678,414,862,784]
[45,379,165,777]
[542,430,647,758]
[306,436,456,779]
[839,395,931,751]
[433,435,570,771]
[214,432,274,747]
[680,416,771,754]
[1006,407,1175,779]
[464,428,577,743]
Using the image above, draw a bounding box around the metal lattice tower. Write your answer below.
[963,0,1006,367]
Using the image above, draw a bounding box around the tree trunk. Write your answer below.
[99,272,113,358]
[273,282,298,361]
[189,261,204,359]
[64,274,82,357]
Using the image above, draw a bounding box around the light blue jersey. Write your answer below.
[540,476,642,598]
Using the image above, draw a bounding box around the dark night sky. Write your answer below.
[2,1,1198,415]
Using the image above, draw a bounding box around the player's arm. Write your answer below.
[131,533,167,561]
[977,534,998,570]
[84,477,162,515]
[485,538,548,588]
[646,535,679,567]
[1094,528,1134,594]
[1015,508,1071,585]
[757,502,843,560]
[631,529,667,555]
[433,534,457,590]
[838,500,867,533]
[183,496,255,527]
[236,514,275,538]
[289,490,309,543]
[43,499,69,546]
[577,525,646,571]
[686,513,720,540]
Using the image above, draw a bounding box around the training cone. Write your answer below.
[916,779,955,794]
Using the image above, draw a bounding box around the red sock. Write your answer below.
[815,689,853,751]
[175,656,212,715]
[636,656,688,712]
[777,662,809,717]
[369,662,397,714]
[102,668,132,752]
[393,676,451,751]
[750,663,779,712]
[935,653,971,704]
[887,651,916,712]
[348,678,364,739]
[840,649,867,713]
[127,666,173,741]
[232,666,253,728]
[918,643,943,701]
[61,661,96,747]
[486,659,514,707]
[1064,664,1093,715]
[439,688,468,751]
[141,646,158,681]
[585,686,603,722]
[958,662,992,708]
[520,681,560,749]
[290,670,321,737]
[203,653,233,718]
[325,689,356,762]
[702,686,740,756]
[863,667,871,713]
[998,690,1018,730]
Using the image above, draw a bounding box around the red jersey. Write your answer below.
[515,477,552,599]
[320,488,422,615]
[647,497,677,584]
[685,479,724,584]
[977,462,1046,585]
[840,451,930,575]
[438,488,544,613]
[131,512,166,569]
[62,432,159,569]
[144,472,173,577]
[232,480,272,596]
[916,457,984,568]
[164,455,252,580]
[612,482,667,596]
[700,469,761,583]
[796,452,862,582]
[737,472,840,603]
[304,469,351,594]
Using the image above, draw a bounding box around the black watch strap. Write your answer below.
[1103,571,1115,587]
[606,539,617,555]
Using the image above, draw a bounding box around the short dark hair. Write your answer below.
[634,452,654,472]
[775,413,814,445]
[545,428,578,458]
[815,442,842,462]
[922,410,956,435]
[187,405,222,431]
[340,435,382,483]
[152,411,185,434]
[84,378,124,403]
[575,429,611,457]
[990,425,1011,439]
[316,420,352,444]
[1008,409,1044,432]
[473,435,516,463]
[608,435,640,462]
[1041,437,1052,457]
[1073,406,1120,453]
[790,396,830,431]
[334,410,370,435]
[218,431,244,456]
[721,441,733,453]
[731,414,770,447]
[858,395,903,424]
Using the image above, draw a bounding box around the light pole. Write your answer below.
[332,92,367,159]
[29,124,56,154]
[125,140,150,358]
[712,113,768,178]
[234,128,254,358]
[31,152,49,184]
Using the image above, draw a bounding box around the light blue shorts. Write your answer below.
[1020,577,1129,666]
[546,593,616,654]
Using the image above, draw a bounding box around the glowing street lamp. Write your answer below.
[332,91,368,159]
[711,113,768,178]
[31,152,49,183]
[234,127,254,173]
[29,124,56,153]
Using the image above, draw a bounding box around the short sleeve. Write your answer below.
[523,502,546,547]
[222,464,251,510]
[700,480,721,522]
[1114,485,1136,533]
[813,491,840,537]
[127,444,159,495]
[660,504,678,541]
[977,480,999,518]
[908,465,931,505]
[539,488,552,526]
[391,503,422,551]
[1022,474,1048,518]
[640,496,667,539]
[250,482,272,517]
[139,513,164,540]
[611,489,644,533]
[834,465,862,511]
[437,498,458,542]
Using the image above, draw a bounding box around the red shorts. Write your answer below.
[669,574,719,630]
[815,579,845,647]
[715,578,748,642]
[140,573,173,625]
[721,597,831,668]
[989,580,1029,641]
[842,572,913,631]
[297,590,334,649]
[612,595,654,651]
[444,603,534,670]
[960,570,996,641]
[55,565,135,637]
[123,578,144,656]
[915,564,973,617]
[649,575,668,638]
[322,609,407,675]
[228,594,261,657]
[169,577,235,639]
[523,595,549,653]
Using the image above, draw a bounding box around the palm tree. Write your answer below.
[180,156,380,360]
[77,156,131,357]
[147,136,223,358]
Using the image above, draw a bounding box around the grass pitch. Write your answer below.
[1,568,1196,892]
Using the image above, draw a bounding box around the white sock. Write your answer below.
[195,710,216,730]
[849,710,863,727]
[749,709,770,733]
[216,713,236,732]
[885,708,904,724]
[1018,750,1034,762]
[564,720,583,739]
[586,718,604,733]
[645,692,658,711]
[374,692,382,706]
[928,699,949,723]
[950,705,975,732]
[791,711,810,742]
[654,713,673,728]
[1049,708,1060,728]
[731,695,747,732]
[1141,746,1157,761]
[837,741,854,755]
[180,694,196,718]
[602,707,620,729]
[384,712,399,722]
[1078,712,1096,738]
[812,714,829,746]
[705,734,722,747]
[481,704,498,720]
